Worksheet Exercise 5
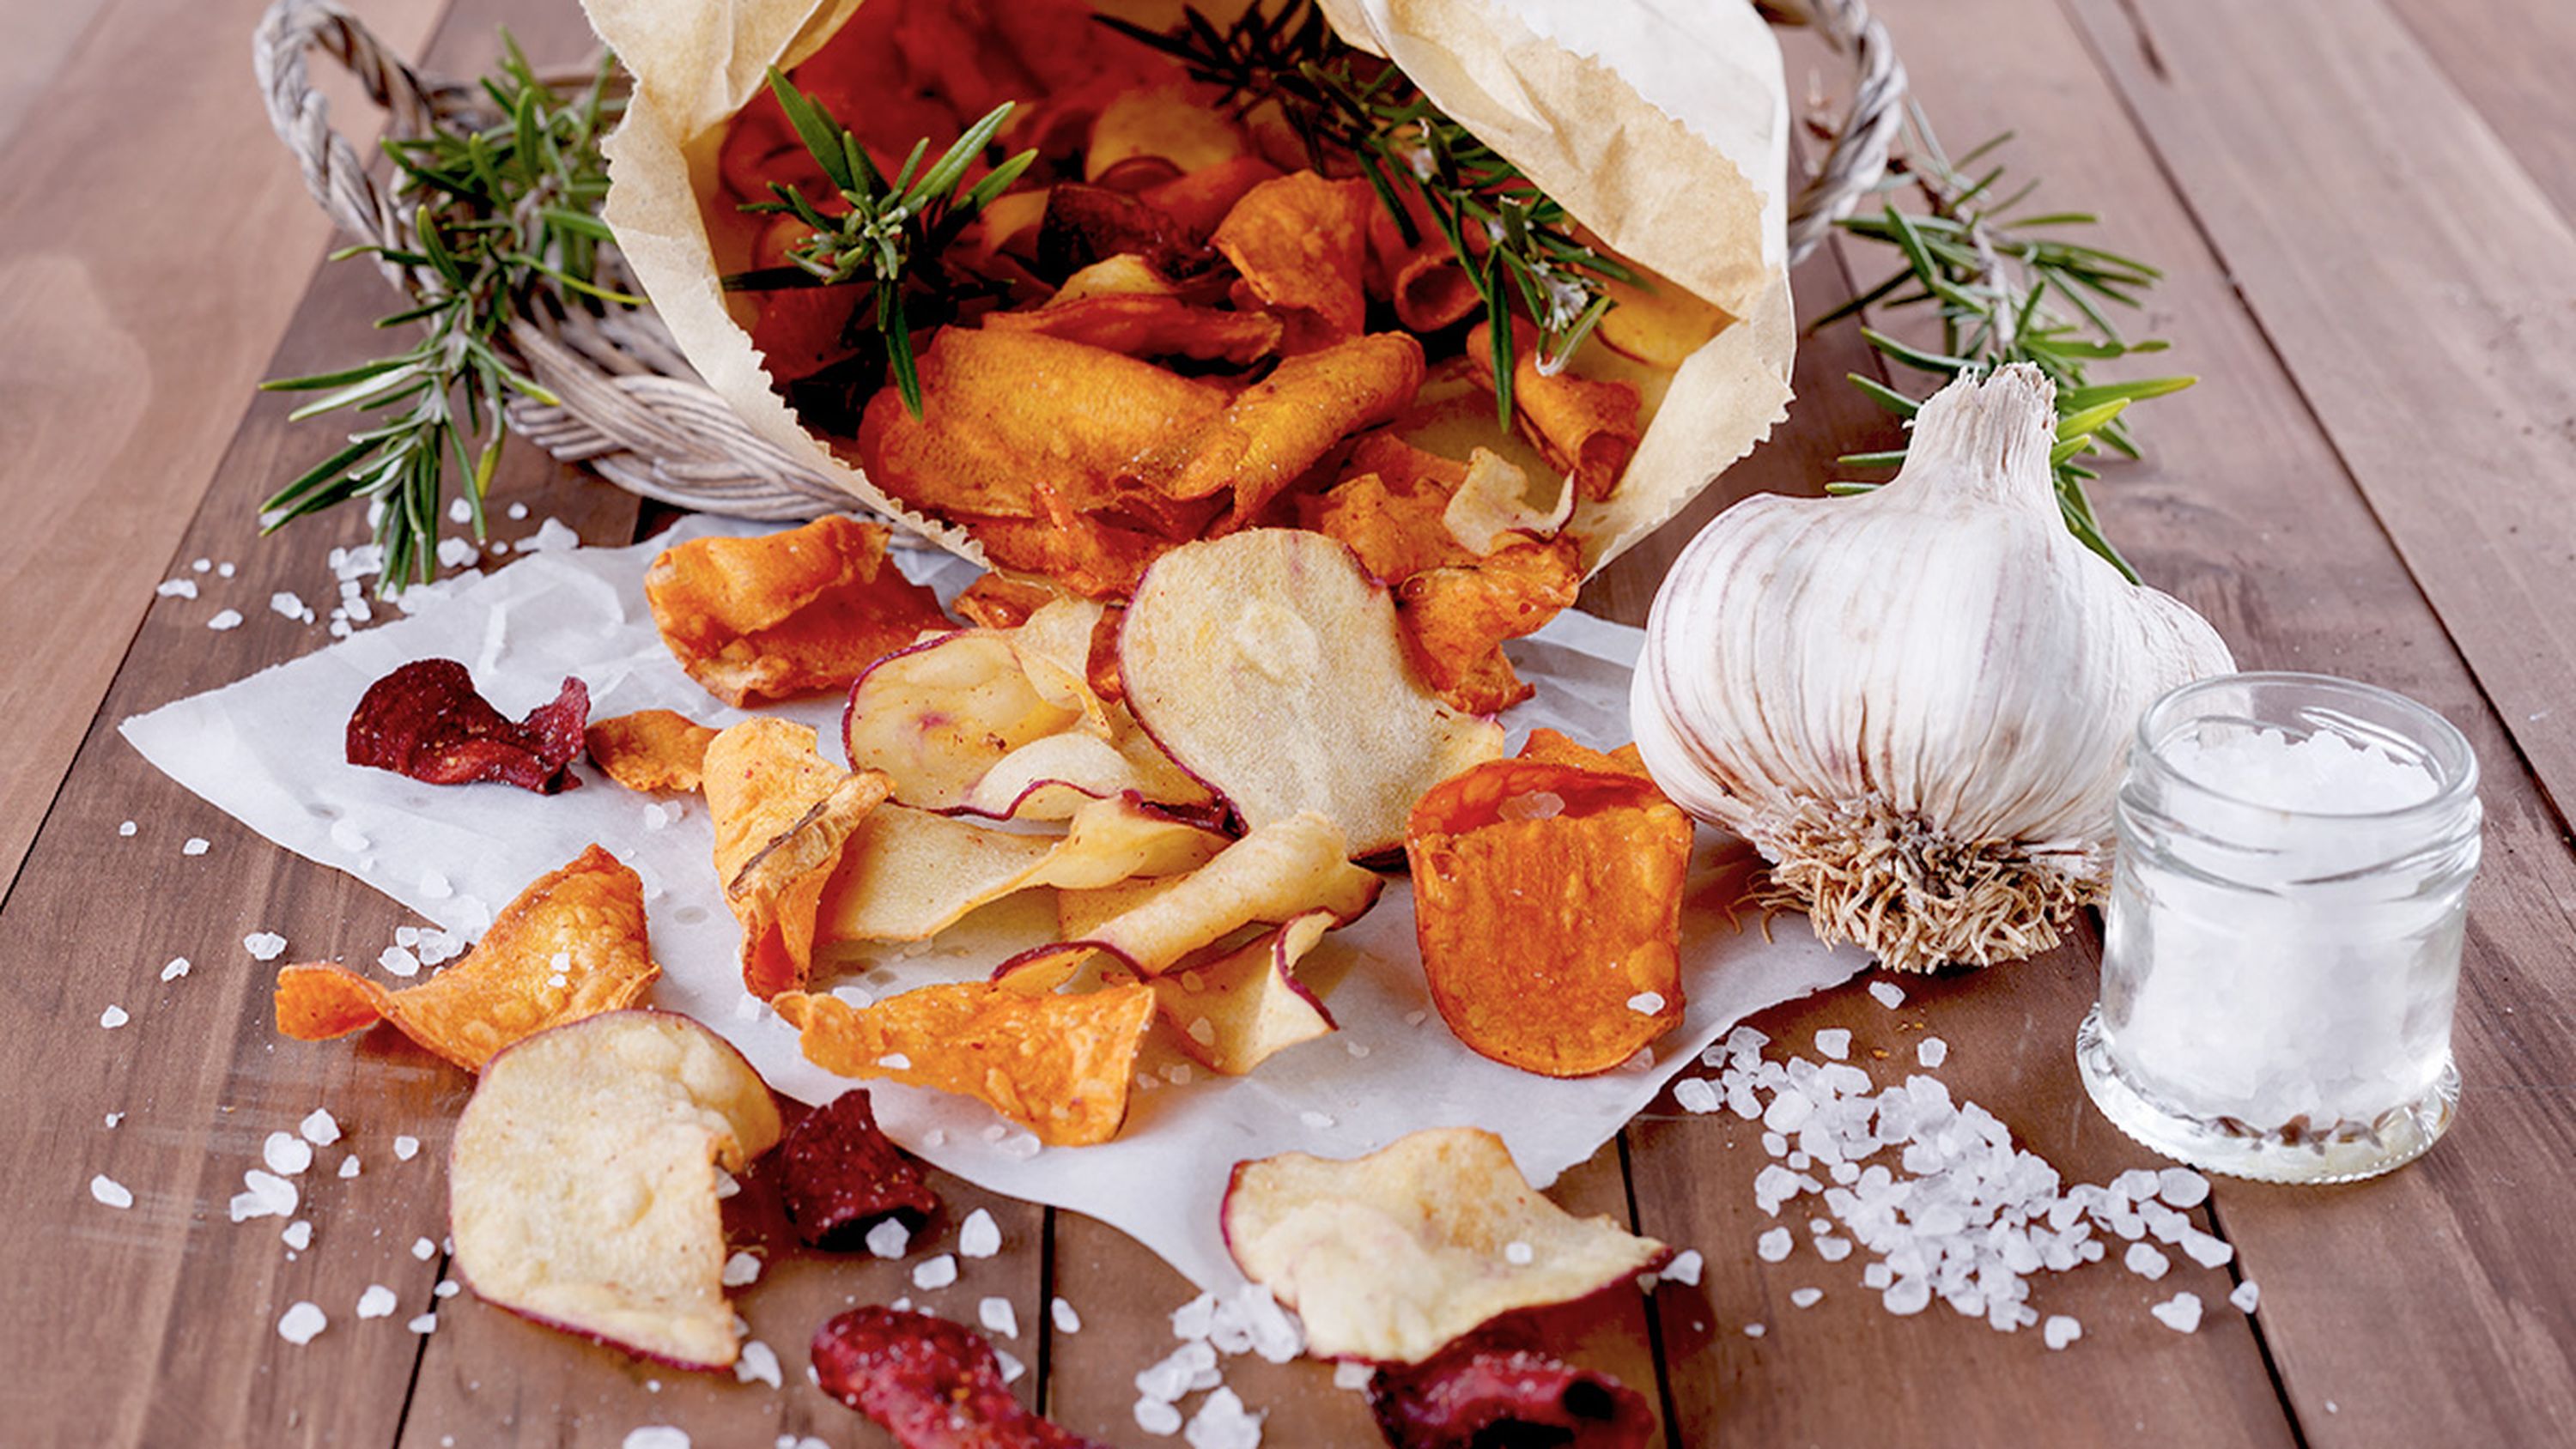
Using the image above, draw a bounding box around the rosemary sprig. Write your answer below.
[261,34,630,593]
[1820,108,2195,582]
[1098,0,1631,422]
[724,72,1036,416]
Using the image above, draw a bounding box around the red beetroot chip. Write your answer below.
[347,658,589,794]
[1368,1343,1656,1449]
[777,1089,940,1250]
[812,1307,1108,1449]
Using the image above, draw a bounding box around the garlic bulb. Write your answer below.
[1632,364,2233,972]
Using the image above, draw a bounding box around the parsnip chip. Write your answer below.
[1119,530,1504,856]
[586,709,720,793]
[705,719,892,999]
[1405,760,1690,1077]
[1000,812,1381,989]
[1136,333,1425,522]
[774,983,1155,1147]
[644,516,952,707]
[951,572,1064,630]
[273,845,658,1071]
[1224,1126,1668,1364]
[1153,910,1339,1074]
[817,794,1227,944]
[1211,171,1373,351]
[1467,321,1642,503]
[451,1010,782,1369]
[1395,535,1583,714]
[1442,450,1575,557]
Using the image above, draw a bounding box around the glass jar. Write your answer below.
[2076,672,2482,1182]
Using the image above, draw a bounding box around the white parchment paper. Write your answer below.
[122,519,1860,1290]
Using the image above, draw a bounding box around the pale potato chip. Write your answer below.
[704,718,891,998]
[450,1010,782,1369]
[1153,910,1339,1075]
[1118,530,1504,856]
[1223,1126,1669,1364]
[273,845,658,1071]
[1442,449,1575,557]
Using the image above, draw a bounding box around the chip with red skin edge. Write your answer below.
[1368,1340,1656,1449]
[347,658,588,793]
[812,1306,1109,1449]
[776,1088,939,1251]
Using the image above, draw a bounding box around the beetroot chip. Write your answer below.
[1369,1344,1656,1449]
[777,1089,940,1250]
[813,1307,1108,1449]
[347,658,589,794]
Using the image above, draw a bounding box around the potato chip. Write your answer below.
[451,1010,781,1369]
[951,572,1064,630]
[776,1089,940,1251]
[1086,82,1248,185]
[272,845,658,1071]
[1406,760,1690,1077]
[1395,535,1583,713]
[586,709,720,793]
[1136,333,1425,523]
[346,658,587,794]
[1467,320,1642,502]
[705,719,893,999]
[1369,1341,1656,1448]
[1441,449,1574,557]
[1119,530,1504,856]
[1141,155,1284,239]
[817,794,1226,944]
[644,516,951,707]
[774,982,1155,1147]
[1211,171,1373,352]
[1223,1126,1668,1364]
[1152,909,1340,1074]
[815,1306,1112,1449]
[983,295,1280,367]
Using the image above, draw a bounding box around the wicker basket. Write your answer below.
[254,0,1905,524]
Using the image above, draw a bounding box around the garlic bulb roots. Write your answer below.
[1633,364,2233,973]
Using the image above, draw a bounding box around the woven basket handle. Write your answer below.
[254,0,452,282]
[1768,0,1910,264]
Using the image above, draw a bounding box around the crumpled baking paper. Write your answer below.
[123,518,1859,1290]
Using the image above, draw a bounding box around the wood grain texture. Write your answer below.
[0,0,447,898]
[2385,0,2576,225]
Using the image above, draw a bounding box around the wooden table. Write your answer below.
[6,0,2573,1442]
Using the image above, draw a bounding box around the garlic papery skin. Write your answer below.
[1631,363,2234,973]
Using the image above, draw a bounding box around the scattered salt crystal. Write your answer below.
[217,562,236,578]
[1182,1386,1263,1449]
[1790,1287,1823,1307]
[995,1348,1025,1384]
[1503,1240,1534,1266]
[1000,1133,1042,1161]
[435,1279,459,1298]
[192,558,211,573]
[2044,1314,2081,1350]
[182,838,210,856]
[1882,1278,1931,1315]
[394,1135,421,1161]
[263,1132,314,1176]
[270,591,313,623]
[1917,1036,1948,1068]
[913,1253,957,1289]
[300,1108,340,1145]
[412,1237,436,1261]
[337,1155,361,1179]
[714,1168,739,1200]
[241,931,289,962]
[158,578,197,599]
[1662,1249,1704,1287]
[959,1208,1002,1258]
[1299,1109,1337,1131]
[1814,1029,1851,1060]
[2124,1243,2171,1281]
[2158,1167,2211,1209]
[1334,1361,1374,1391]
[329,818,369,852]
[1053,1297,1082,1334]
[380,946,422,978]
[408,1313,437,1333]
[1756,1227,1793,1263]
[104,1113,123,1129]
[1162,1064,1194,1086]
[1867,980,1906,1009]
[1135,1399,1184,1436]
[507,502,529,520]
[207,609,244,632]
[1403,1009,1427,1028]
[2230,1281,2260,1313]
[735,1340,782,1389]
[283,1220,313,1250]
[277,1302,328,1345]
[1627,991,1666,1015]
[1815,1237,1853,1263]
[118,821,137,837]
[1673,1077,1722,1114]
[2150,1291,2203,1333]
[1346,1041,1370,1058]
[356,1285,398,1319]
[100,1004,129,1029]
[90,1174,133,1209]
[866,1218,910,1259]
[448,497,474,525]
[623,1430,689,1449]
[2178,1229,2234,1269]
[721,1251,762,1287]
[524,518,582,553]
[981,1297,1019,1337]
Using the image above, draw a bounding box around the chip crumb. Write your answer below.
[958,1208,1002,1258]
[207,609,244,632]
[160,956,191,982]
[89,1174,133,1210]
[721,1251,762,1287]
[100,1003,130,1029]
[276,1301,328,1345]
[1053,1297,1082,1334]
[980,1296,1019,1338]
[913,1253,958,1290]
[356,1284,398,1319]
[393,1135,421,1161]
[298,1108,341,1145]
[182,838,210,856]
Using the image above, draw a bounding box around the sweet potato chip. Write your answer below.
[748,213,861,384]
[1119,530,1504,856]
[586,709,720,793]
[961,486,1179,599]
[346,658,587,794]
[1141,155,1284,239]
[1037,183,1205,282]
[774,983,1154,1147]
[1048,252,1182,305]
[705,718,893,999]
[859,328,1226,523]
[1396,535,1583,713]
[814,1306,1111,1449]
[777,1088,939,1251]
[1136,333,1425,522]
[452,1010,781,1370]
[1153,909,1339,1075]
[1516,729,1653,783]
[951,572,1064,631]
[1211,171,1373,352]
[1370,1342,1656,1449]
[1312,468,1466,585]
[984,294,1280,367]
[645,516,951,707]
[1405,760,1690,1077]
[818,795,1227,944]
[1467,320,1642,502]
[273,845,658,1071]
[1222,1126,1668,1364]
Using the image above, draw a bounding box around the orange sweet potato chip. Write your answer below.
[1404,759,1691,1077]
[1313,446,1475,585]
[704,718,893,999]
[982,295,1281,367]
[1212,171,1374,353]
[773,983,1155,1147]
[1137,333,1425,524]
[1142,155,1284,239]
[1516,729,1653,784]
[952,572,1065,630]
[1467,320,1643,502]
[272,845,659,1071]
[586,709,720,793]
[748,214,860,384]
[1395,536,1583,713]
[962,483,1181,600]
[644,517,951,707]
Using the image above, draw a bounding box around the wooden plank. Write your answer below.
[0,0,112,152]
[2383,0,2576,228]
[2061,0,2576,822]
[0,0,447,897]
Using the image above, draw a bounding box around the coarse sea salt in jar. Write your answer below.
[2076,672,2481,1182]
